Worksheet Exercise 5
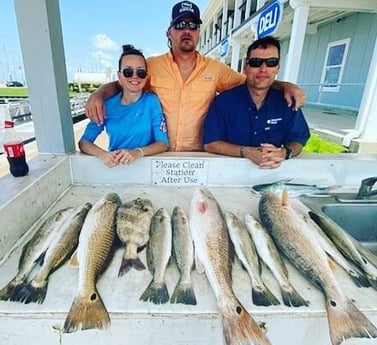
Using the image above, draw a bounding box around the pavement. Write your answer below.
[0,107,357,178]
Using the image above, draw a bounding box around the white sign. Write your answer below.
[152,159,208,186]
[257,0,282,38]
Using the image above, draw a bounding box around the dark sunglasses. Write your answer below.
[247,57,279,68]
[174,21,200,31]
[122,67,147,79]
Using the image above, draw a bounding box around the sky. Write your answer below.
[0,0,209,83]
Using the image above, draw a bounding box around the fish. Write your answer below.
[13,202,92,304]
[140,207,172,305]
[259,190,377,345]
[251,179,338,197]
[308,210,377,290]
[63,192,121,333]
[189,187,272,345]
[170,206,197,305]
[225,211,280,307]
[116,198,154,276]
[298,210,370,288]
[244,213,309,307]
[0,207,75,301]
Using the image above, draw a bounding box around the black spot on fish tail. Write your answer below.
[236,306,242,314]
[90,293,97,301]
[330,300,337,307]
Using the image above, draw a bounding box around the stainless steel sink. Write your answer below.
[300,195,377,255]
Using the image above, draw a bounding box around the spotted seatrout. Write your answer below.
[14,202,92,304]
[189,187,272,345]
[0,207,75,301]
[63,193,121,333]
[116,198,154,276]
[259,191,377,345]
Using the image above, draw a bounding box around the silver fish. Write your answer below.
[309,210,377,289]
[170,206,196,305]
[140,207,172,305]
[244,213,309,307]
[14,202,92,304]
[190,187,272,345]
[225,211,280,306]
[259,191,377,345]
[116,198,154,276]
[63,192,121,333]
[0,207,75,301]
[251,179,338,197]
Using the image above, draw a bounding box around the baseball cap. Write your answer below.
[171,1,202,25]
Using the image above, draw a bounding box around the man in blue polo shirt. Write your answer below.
[203,36,310,169]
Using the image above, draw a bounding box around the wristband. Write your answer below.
[136,147,144,157]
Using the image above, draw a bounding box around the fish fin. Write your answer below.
[34,251,46,266]
[12,279,48,304]
[63,289,110,333]
[68,250,79,267]
[280,285,309,307]
[118,256,146,277]
[252,284,280,306]
[327,297,377,345]
[139,280,169,305]
[281,189,289,206]
[0,276,25,301]
[170,280,197,305]
[221,301,272,345]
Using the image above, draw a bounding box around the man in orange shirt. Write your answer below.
[85,1,306,152]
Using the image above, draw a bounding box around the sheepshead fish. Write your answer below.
[14,202,92,304]
[140,207,172,305]
[116,198,154,276]
[309,210,377,290]
[170,206,196,305]
[189,187,272,345]
[251,179,337,197]
[63,192,121,333]
[225,211,280,307]
[0,207,75,301]
[244,213,309,307]
[259,191,377,345]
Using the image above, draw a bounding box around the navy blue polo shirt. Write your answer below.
[203,84,310,147]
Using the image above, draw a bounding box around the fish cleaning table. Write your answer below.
[1,152,377,345]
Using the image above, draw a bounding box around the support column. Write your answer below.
[14,0,75,154]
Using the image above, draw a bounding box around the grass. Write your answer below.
[0,87,28,97]
[303,132,348,153]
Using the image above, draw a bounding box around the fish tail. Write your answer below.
[170,280,197,305]
[0,278,24,301]
[118,256,146,277]
[12,280,48,304]
[252,284,280,306]
[280,285,309,307]
[139,280,169,305]
[327,297,377,345]
[348,270,371,288]
[366,275,377,291]
[221,302,272,345]
[63,290,110,333]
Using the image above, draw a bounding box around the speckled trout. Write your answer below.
[259,191,377,345]
[63,192,121,333]
[15,202,92,304]
[189,187,272,345]
[0,207,75,301]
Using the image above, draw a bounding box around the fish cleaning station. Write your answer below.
[1,1,377,345]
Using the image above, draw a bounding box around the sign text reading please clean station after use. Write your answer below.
[152,159,208,185]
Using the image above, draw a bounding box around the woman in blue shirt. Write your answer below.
[79,45,169,167]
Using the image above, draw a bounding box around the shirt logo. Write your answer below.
[160,116,167,133]
[266,117,282,125]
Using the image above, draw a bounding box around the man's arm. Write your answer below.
[85,81,122,124]
[272,80,306,111]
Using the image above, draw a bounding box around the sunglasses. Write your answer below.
[122,67,147,79]
[247,57,279,68]
[174,21,200,31]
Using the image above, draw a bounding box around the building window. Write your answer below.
[320,38,350,92]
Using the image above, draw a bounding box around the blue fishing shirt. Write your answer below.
[80,91,168,151]
[203,84,310,147]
